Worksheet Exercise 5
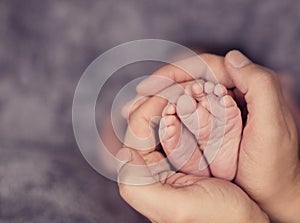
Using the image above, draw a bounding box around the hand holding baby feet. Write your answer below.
[133,52,300,222]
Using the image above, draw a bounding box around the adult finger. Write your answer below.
[123,82,187,153]
[117,148,179,223]
[136,54,234,96]
[225,50,299,222]
[121,95,150,119]
[224,50,291,136]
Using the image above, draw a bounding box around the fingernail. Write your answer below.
[227,50,251,68]
[115,148,132,172]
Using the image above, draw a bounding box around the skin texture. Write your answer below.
[117,148,269,223]
[121,50,300,222]
[116,53,275,223]
[159,101,211,177]
[224,51,300,223]
[118,122,268,223]
[159,80,242,180]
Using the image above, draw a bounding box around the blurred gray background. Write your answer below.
[1,0,300,222]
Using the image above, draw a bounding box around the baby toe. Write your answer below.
[191,81,204,100]
[159,115,178,141]
[204,81,215,94]
[220,95,236,108]
[214,84,228,97]
[184,84,193,96]
[162,103,176,116]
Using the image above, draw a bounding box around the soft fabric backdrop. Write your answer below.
[1,0,300,222]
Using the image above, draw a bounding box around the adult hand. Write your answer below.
[117,147,269,223]
[117,88,268,222]
[224,51,300,223]
[132,50,300,223]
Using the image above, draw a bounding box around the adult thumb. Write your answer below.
[224,50,286,128]
[116,148,176,222]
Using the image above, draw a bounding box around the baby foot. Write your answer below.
[158,103,210,177]
[176,81,242,180]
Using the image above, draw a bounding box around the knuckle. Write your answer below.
[256,71,274,84]
[248,67,279,92]
[251,66,278,85]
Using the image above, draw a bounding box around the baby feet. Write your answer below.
[159,105,210,177]
[159,80,242,180]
